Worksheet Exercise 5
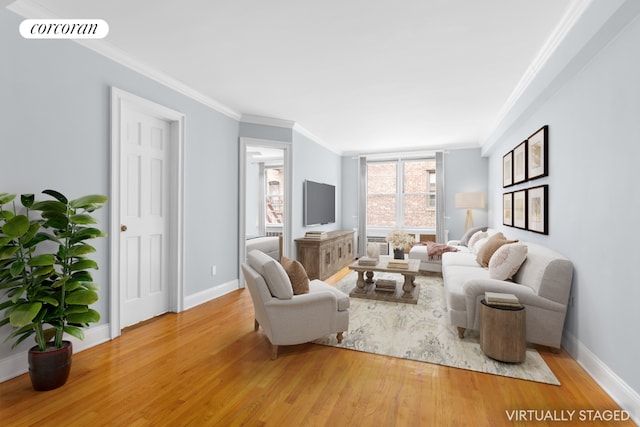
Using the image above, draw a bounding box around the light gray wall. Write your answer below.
[1,9,239,359]
[444,148,489,240]
[292,132,343,244]
[341,156,359,232]
[484,10,640,395]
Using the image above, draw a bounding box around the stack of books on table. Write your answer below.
[484,292,522,308]
[304,231,328,239]
[387,259,409,269]
[375,279,396,293]
[358,257,378,266]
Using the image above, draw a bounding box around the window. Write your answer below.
[367,162,397,227]
[367,158,436,229]
[265,167,284,225]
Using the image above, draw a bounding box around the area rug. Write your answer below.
[314,272,560,385]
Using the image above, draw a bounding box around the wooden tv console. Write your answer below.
[295,230,355,280]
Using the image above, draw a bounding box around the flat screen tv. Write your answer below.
[303,180,336,226]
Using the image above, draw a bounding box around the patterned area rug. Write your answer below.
[314,272,560,385]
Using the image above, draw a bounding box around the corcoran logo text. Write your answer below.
[19,19,109,39]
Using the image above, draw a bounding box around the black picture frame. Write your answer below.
[513,141,527,184]
[527,125,548,180]
[503,151,513,188]
[503,192,513,226]
[527,185,548,234]
[513,189,527,229]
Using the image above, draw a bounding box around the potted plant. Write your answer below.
[0,190,107,390]
[385,229,415,259]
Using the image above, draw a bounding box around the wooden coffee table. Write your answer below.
[348,258,421,304]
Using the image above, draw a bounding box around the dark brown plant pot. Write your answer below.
[28,341,72,391]
[393,248,405,259]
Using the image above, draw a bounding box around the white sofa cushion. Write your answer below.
[443,265,491,311]
[442,251,479,268]
[489,243,528,280]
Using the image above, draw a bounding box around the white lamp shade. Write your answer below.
[455,192,485,209]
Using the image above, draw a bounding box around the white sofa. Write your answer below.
[442,230,573,350]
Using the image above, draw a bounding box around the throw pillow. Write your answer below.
[472,237,489,255]
[281,256,310,295]
[476,232,518,267]
[468,231,488,252]
[247,249,273,275]
[489,243,528,280]
[459,226,489,246]
[262,259,294,300]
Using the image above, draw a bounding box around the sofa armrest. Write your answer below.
[447,240,462,246]
[462,279,566,312]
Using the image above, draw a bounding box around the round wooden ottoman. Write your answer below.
[479,299,526,363]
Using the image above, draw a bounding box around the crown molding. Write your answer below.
[240,114,295,129]
[480,0,640,156]
[488,0,592,137]
[292,123,337,154]
[342,141,480,158]
[240,114,339,155]
[7,0,241,121]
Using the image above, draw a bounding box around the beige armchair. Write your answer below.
[242,250,349,359]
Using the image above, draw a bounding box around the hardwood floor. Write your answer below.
[0,268,634,426]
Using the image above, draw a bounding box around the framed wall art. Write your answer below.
[513,190,527,229]
[513,141,527,184]
[503,192,513,226]
[527,185,548,234]
[503,151,513,187]
[527,125,548,180]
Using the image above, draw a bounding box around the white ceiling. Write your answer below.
[10,0,579,155]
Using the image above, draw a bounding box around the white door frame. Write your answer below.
[239,137,292,285]
[109,87,185,338]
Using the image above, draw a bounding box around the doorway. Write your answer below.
[110,88,185,337]
[239,137,292,284]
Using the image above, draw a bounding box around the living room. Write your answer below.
[2,0,639,424]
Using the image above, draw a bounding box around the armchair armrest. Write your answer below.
[263,291,340,343]
[264,291,338,310]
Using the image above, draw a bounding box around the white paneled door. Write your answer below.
[120,106,171,327]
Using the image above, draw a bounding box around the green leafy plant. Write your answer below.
[0,190,107,351]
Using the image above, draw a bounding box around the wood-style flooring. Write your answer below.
[0,268,634,426]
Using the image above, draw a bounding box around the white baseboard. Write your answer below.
[0,324,111,383]
[183,279,239,310]
[563,331,640,425]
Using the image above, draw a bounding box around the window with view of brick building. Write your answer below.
[367,159,436,229]
[266,167,284,225]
